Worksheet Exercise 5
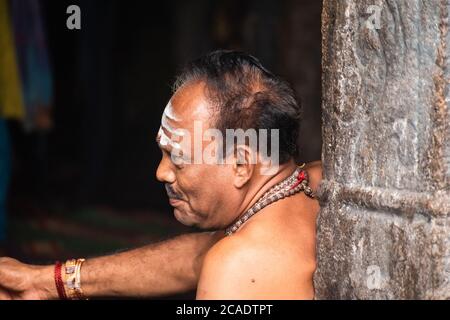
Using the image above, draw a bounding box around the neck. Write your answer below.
[233,160,298,224]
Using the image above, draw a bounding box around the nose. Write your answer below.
[156,156,176,184]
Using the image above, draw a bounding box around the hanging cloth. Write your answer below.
[11,0,54,131]
[0,0,25,120]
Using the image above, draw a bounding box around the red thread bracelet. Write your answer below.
[54,261,67,300]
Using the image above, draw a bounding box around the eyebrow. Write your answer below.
[156,135,171,156]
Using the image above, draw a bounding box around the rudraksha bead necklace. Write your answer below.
[225,166,315,236]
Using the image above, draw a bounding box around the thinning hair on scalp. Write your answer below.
[173,50,302,164]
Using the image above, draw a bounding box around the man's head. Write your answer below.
[156,50,302,230]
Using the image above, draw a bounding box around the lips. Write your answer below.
[169,198,183,207]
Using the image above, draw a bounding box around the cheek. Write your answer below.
[174,170,204,212]
[175,170,196,197]
[177,166,227,209]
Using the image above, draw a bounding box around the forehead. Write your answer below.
[164,82,212,128]
[157,83,213,149]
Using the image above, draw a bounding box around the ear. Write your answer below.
[232,145,256,189]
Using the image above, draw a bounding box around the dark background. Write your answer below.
[6,0,322,271]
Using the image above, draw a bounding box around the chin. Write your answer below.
[173,208,215,230]
[173,208,201,227]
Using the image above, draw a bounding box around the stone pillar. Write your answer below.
[315,0,450,299]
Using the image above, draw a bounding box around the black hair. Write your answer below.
[174,50,302,164]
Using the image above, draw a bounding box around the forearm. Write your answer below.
[37,231,223,299]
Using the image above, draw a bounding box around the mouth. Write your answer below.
[165,184,184,204]
[169,198,184,207]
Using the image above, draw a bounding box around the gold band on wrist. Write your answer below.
[63,258,88,300]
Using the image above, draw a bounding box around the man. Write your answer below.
[0,51,322,300]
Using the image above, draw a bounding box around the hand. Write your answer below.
[0,257,57,300]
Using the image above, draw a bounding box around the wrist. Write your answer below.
[34,264,59,300]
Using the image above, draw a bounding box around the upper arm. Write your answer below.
[196,238,315,300]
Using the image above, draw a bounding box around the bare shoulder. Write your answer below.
[196,163,322,300]
[304,161,322,178]
[304,161,323,193]
[197,229,315,300]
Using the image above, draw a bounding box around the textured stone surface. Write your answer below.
[315,0,450,299]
